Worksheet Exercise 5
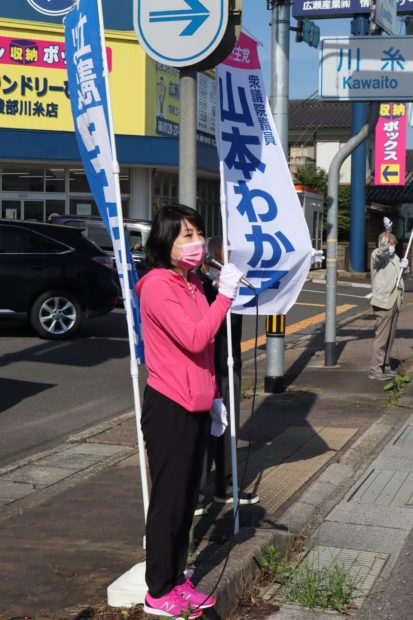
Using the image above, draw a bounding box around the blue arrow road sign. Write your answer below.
[149,0,210,37]
[134,0,228,67]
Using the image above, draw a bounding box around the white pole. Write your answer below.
[97,0,149,520]
[219,159,239,534]
[396,229,413,289]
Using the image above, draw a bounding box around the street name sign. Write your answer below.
[319,36,413,101]
[133,0,229,67]
[292,0,413,20]
[27,0,75,15]
[375,0,397,34]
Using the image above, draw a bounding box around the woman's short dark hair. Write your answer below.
[145,204,205,269]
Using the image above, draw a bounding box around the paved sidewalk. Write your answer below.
[0,288,412,619]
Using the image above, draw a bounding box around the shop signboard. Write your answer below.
[27,0,75,16]
[133,0,229,67]
[292,0,413,20]
[319,36,413,100]
[374,102,406,186]
[0,19,148,135]
[154,62,217,143]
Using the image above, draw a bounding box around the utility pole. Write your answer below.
[349,15,370,272]
[265,0,290,393]
[179,67,197,209]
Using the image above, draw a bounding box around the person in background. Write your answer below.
[196,237,259,515]
[369,219,409,380]
[135,205,243,619]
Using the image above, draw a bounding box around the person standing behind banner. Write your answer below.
[196,237,259,514]
[135,205,244,619]
[369,229,409,380]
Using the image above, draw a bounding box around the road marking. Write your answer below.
[295,302,325,307]
[241,303,357,353]
[302,287,371,299]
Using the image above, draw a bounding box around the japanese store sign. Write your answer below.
[215,33,312,315]
[65,0,144,362]
[374,102,406,186]
[0,19,149,135]
[320,36,413,100]
[154,62,216,143]
[155,63,179,137]
[292,0,413,20]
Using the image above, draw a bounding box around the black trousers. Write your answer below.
[141,385,208,597]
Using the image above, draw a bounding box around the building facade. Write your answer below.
[0,0,220,232]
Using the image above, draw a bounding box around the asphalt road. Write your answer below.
[0,279,372,469]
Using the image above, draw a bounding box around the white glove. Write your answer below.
[218,263,243,300]
[401,257,409,270]
[384,217,393,232]
[210,398,228,437]
[311,248,325,266]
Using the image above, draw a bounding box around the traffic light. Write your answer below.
[295,19,320,48]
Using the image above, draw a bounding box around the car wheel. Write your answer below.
[30,290,82,339]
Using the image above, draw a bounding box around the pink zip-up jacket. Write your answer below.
[135,268,232,412]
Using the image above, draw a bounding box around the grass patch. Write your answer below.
[255,544,360,613]
[285,556,360,612]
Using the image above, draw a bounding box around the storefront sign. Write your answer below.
[155,63,180,137]
[154,62,216,142]
[374,102,406,186]
[0,19,148,135]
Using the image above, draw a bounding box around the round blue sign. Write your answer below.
[27,0,76,16]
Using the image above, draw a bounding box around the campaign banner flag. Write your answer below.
[64,0,144,361]
[374,102,406,186]
[215,33,312,315]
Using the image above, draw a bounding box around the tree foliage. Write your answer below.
[293,164,351,240]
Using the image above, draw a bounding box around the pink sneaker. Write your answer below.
[175,576,217,609]
[144,589,203,618]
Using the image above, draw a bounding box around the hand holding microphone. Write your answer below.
[204,253,255,300]
[218,263,244,300]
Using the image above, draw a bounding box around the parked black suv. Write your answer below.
[0,220,119,339]
[48,214,151,277]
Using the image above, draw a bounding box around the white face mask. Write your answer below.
[389,246,396,256]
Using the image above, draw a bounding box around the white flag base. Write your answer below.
[107,561,147,607]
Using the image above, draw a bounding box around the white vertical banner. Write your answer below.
[216,33,312,315]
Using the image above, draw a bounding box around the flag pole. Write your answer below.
[96,0,149,520]
[219,158,240,535]
[396,229,413,289]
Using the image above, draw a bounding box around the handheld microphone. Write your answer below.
[204,253,255,290]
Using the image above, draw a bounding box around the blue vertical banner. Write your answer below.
[64,0,144,362]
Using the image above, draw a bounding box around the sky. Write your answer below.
[241,2,413,147]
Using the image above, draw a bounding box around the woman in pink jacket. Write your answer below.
[135,204,242,619]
